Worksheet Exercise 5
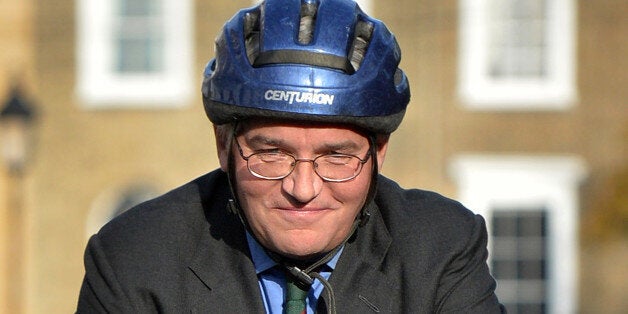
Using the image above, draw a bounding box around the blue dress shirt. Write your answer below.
[246,233,343,314]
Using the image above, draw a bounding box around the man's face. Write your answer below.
[217,120,387,260]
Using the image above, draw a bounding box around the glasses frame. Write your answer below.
[233,130,372,183]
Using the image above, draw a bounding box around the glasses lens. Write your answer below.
[247,152,294,179]
[315,155,363,181]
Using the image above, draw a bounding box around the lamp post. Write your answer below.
[0,84,36,314]
[1,85,35,174]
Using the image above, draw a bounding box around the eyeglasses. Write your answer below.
[234,136,371,182]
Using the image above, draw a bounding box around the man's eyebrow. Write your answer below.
[245,134,362,152]
[246,134,285,147]
[321,140,361,152]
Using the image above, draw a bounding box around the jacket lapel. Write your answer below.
[185,186,266,313]
[322,202,397,313]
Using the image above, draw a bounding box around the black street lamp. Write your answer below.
[0,85,35,174]
[0,83,36,314]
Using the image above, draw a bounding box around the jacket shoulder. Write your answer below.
[92,170,231,268]
[375,175,477,226]
[374,175,485,258]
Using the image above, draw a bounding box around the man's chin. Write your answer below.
[271,243,331,264]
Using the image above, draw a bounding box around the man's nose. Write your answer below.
[281,160,323,203]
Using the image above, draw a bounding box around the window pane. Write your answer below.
[493,212,518,236]
[488,0,547,79]
[120,0,160,16]
[116,0,164,73]
[117,36,164,73]
[518,259,545,279]
[493,260,518,279]
[518,302,546,314]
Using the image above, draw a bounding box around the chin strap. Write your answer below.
[281,247,342,314]
[284,264,337,314]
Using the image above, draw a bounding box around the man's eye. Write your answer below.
[322,155,353,165]
[256,152,290,162]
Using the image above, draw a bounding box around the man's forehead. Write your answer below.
[238,118,369,136]
[237,119,371,150]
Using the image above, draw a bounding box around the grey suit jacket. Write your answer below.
[77,170,503,313]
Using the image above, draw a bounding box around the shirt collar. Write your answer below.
[246,232,343,275]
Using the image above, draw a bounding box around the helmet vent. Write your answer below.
[298,2,318,44]
[394,68,404,86]
[348,20,374,72]
[244,11,261,65]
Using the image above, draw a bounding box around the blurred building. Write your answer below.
[0,0,625,313]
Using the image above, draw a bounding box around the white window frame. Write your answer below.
[76,0,193,107]
[449,154,586,313]
[458,0,577,110]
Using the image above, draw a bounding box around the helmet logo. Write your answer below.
[264,89,334,106]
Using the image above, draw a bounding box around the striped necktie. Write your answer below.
[284,275,309,314]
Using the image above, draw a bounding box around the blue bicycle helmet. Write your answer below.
[202,0,410,134]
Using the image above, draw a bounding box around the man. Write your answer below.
[77,0,504,313]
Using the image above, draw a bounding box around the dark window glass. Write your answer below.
[491,208,548,314]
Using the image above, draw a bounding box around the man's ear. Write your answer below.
[214,125,230,172]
